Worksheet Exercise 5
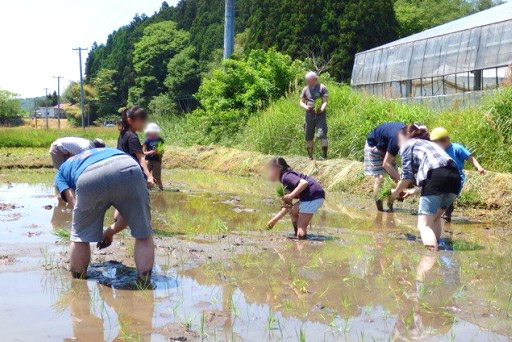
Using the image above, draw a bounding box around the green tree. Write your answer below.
[394,0,473,37]
[93,68,118,117]
[129,21,190,106]
[0,90,22,119]
[245,0,398,81]
[164,46,201,101]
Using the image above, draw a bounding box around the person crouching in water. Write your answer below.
[430,127,486,222]
[143,123,165,191]
[391,125,461,250]
[266,157,325,239]
[54,148,154,283]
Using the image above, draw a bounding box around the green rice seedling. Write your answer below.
[155,141,165,157]
[377,177,395,201]
[267,309,278,330]
[276,184,286,197]
[53,228,70,242]
[297,327,306,342]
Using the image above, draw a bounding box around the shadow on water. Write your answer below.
[87,261,178,290]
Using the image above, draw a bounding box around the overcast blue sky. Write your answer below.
[0,0,179,98]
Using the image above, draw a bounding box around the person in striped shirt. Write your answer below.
[391,125,461,250]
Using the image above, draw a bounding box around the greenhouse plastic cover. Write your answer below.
[351,2,512,85]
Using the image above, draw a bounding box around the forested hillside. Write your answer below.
[77,0,501,125]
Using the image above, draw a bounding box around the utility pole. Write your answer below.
[53,76,63,129]
[223,0,235,59]
[73,47,88,128]
[43,88,49,129]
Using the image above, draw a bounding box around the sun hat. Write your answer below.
[430,127,449,141]
[305,71,318,80]
[144,123,161,134]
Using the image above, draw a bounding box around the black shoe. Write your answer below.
[442,214,452,223]
[376,200,384,212]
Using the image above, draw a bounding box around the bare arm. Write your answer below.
[283,179,309,203]
[135,151,154,186]
[391,179,413,199]
[62,189,76,207]
[383,153,400,182]
[319,96,328,113]
[142,144,156,156]
[267,206,290,229]
[300,98,311,111]
[468,156,486,175]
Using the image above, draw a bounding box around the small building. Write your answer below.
[36,105,65,118]
[351,2,512,109]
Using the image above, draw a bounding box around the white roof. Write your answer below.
[362,2,512,53]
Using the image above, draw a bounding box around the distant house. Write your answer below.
[36,105,65,118]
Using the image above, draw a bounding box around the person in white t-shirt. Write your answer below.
[49,137,106,169]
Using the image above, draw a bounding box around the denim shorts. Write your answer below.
[418,194,457,216]
[299,198,324,214]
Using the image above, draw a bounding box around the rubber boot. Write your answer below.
[375,200,384,212]
[443,203,454,222]
[307,148,314,160]
[322,146,328,160]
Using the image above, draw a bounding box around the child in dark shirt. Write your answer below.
[266,157,325,239]
[143,123,165,191]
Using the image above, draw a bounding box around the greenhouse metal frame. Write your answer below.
[351,2,512,107]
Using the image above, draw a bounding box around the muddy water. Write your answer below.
[1,169,512,341]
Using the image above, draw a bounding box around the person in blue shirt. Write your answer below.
[430,127,486,222]
[55,148,154,283]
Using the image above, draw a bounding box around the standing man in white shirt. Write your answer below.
[49,137,106,169]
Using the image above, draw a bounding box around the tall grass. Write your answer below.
[0,127,119,148]
[241,84,512,172]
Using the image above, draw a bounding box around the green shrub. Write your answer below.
[170,49,304,144]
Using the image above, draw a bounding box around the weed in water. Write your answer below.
[296,327,306,342]
[266,309,278,331]
[53,227,70,242]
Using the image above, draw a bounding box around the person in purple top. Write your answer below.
[266,157,325,239]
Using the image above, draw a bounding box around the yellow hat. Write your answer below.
[430,127,449,141]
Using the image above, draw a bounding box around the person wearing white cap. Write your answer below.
[300,71,329,160]
[49,137,106,169]
[142,123,165,190]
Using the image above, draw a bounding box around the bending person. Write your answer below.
[50,136,105,169]
[391,125,461,250]
[54,148,154,282]
[364,122,405,211]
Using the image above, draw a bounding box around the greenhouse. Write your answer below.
[351,2,512,108]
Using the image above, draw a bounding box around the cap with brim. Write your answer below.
[430,127,449,141]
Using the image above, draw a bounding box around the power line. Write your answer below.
[53,76,63,129]
[43,88,50,130]
[73,47,88,129]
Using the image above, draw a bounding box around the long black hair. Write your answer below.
[118,106,148,133]
[269,157,292,173]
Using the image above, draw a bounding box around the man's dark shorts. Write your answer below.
[305,112,328,141]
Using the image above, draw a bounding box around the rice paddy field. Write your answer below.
[1,164,512,342]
